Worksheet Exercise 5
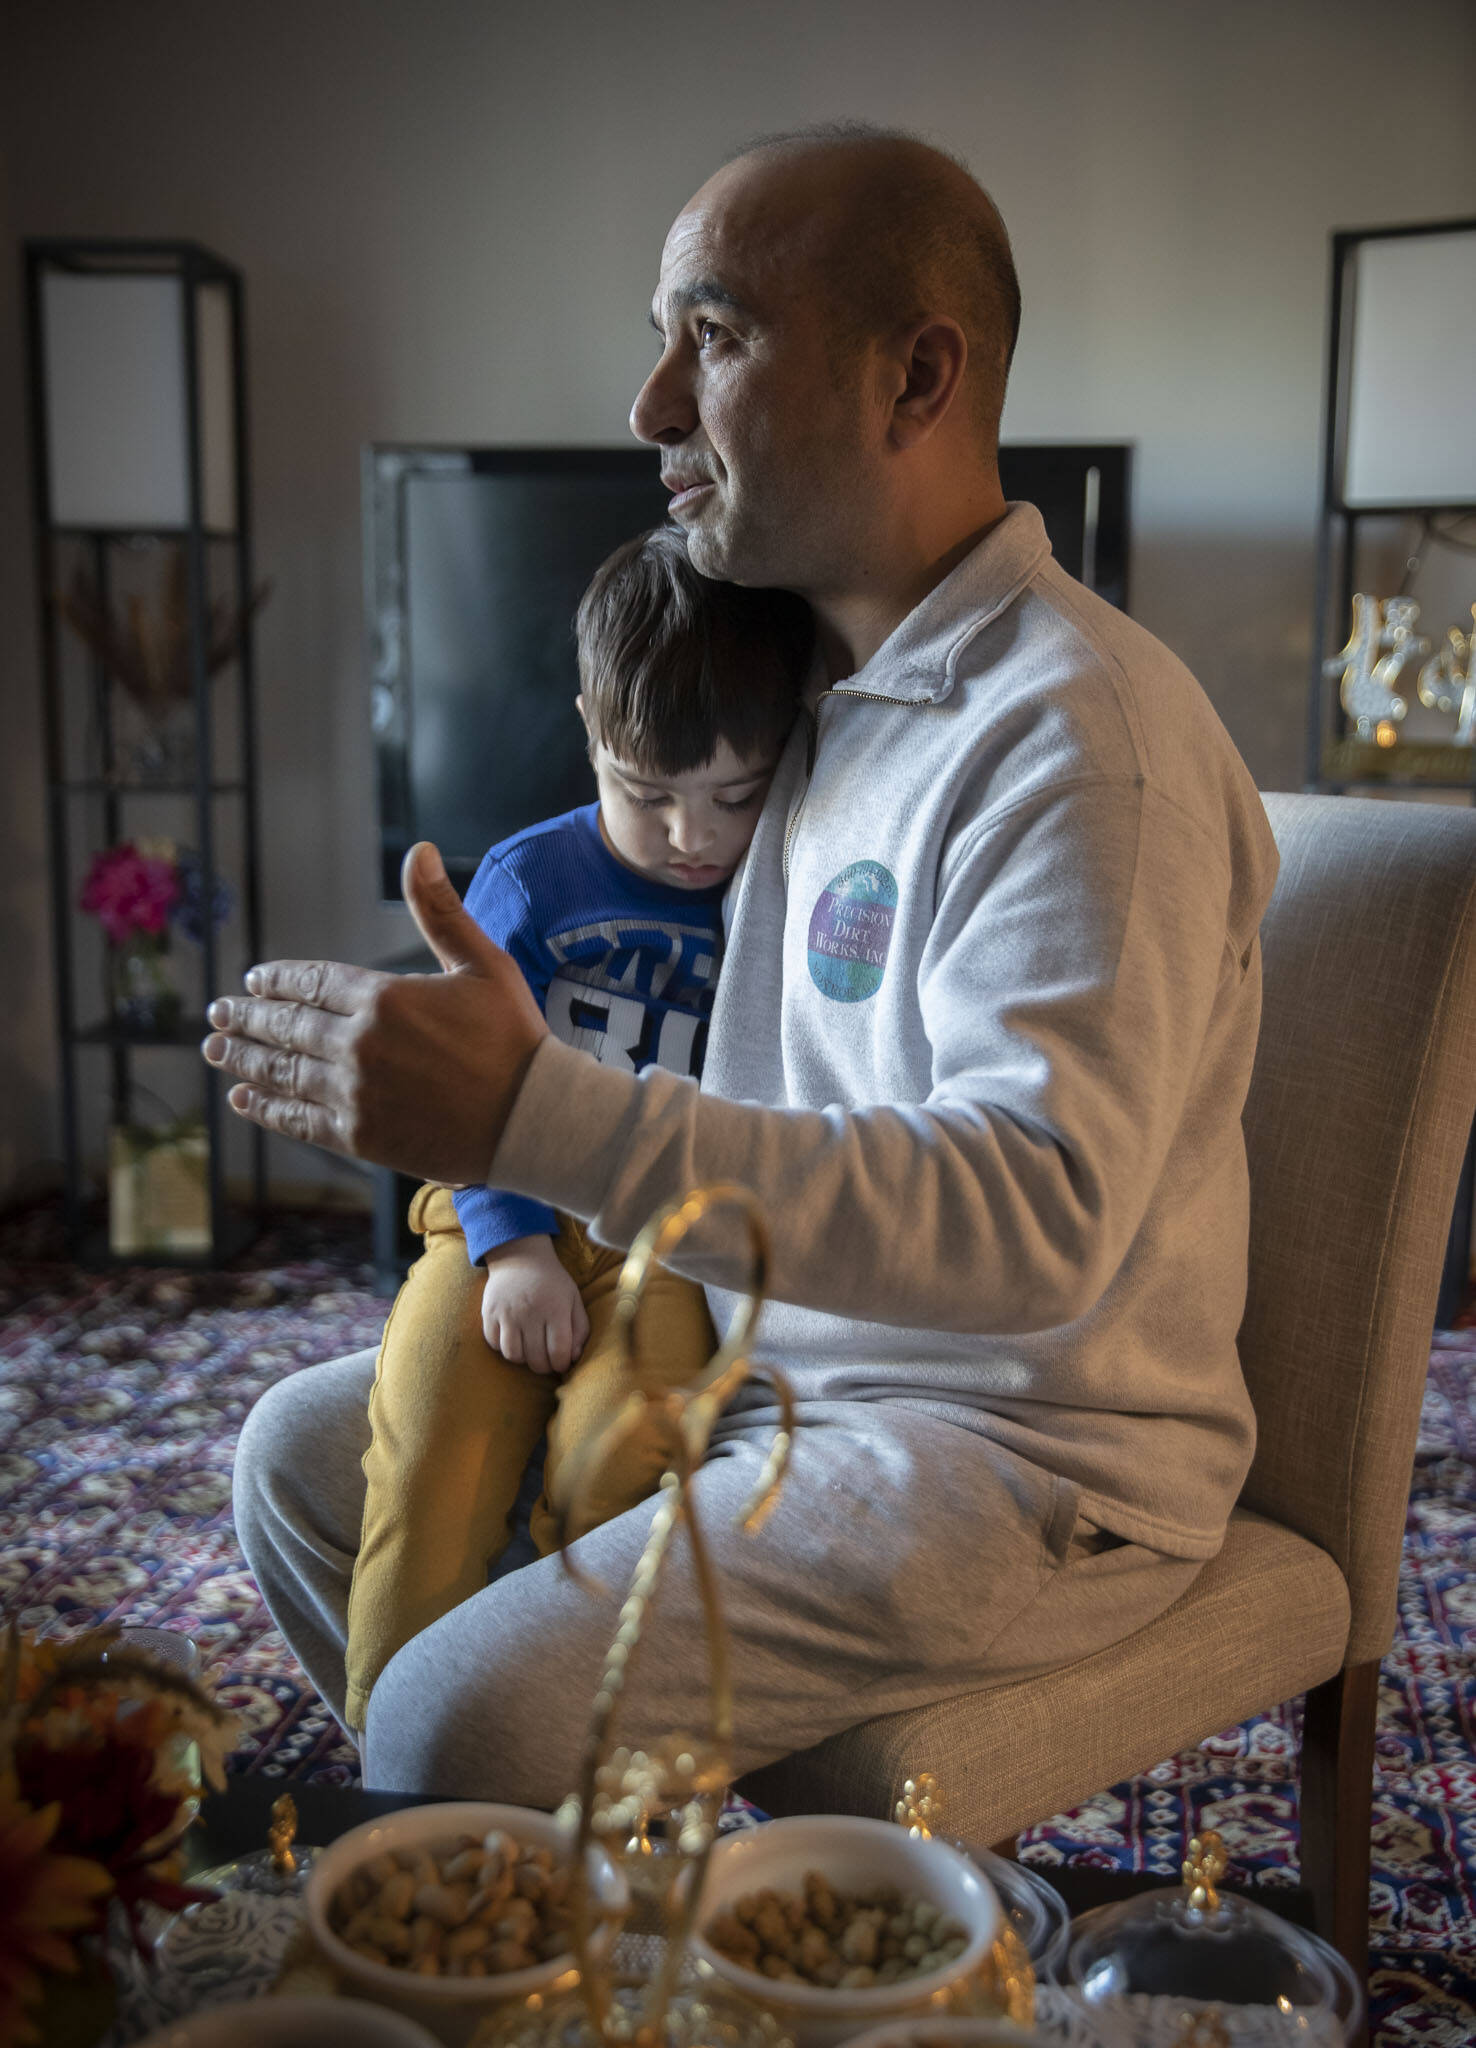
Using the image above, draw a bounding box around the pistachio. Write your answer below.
[704,1873,968,1992]
[330,1830,574,1980]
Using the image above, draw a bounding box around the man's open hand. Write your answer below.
[201,842,548,1185]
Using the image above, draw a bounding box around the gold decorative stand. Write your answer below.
[481,1184,797,2048]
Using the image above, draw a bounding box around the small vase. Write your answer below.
[110,934,182,1037]
[128,703,198,787]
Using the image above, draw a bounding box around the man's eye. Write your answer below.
[698,319,722,348]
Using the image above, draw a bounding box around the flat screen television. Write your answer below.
[364,442,1130,901]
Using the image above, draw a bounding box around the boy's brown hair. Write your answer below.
[575,524,813,775]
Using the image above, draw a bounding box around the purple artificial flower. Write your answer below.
[171,849,234,945]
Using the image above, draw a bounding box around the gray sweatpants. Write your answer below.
[232,1351,1201,1805]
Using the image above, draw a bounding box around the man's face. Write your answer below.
[629,160,880,592]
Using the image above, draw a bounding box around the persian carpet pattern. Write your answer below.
[1,1201,1473,2043]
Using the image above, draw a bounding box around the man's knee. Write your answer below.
[233,1362,353,1552]
[364,1640,523,1799]
[232,1374,296,1552]
[235,1352,376,1530]
[363,1587,596,1805]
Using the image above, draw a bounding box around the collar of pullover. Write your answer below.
[832,502,1053,706]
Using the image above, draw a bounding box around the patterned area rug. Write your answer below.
[2,1199,1473,2042]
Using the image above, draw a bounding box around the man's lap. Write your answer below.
[235,1356,1200,1806]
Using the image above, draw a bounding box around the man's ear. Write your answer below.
[887,317,969,449]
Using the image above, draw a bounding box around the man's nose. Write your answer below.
[630,349,696,446]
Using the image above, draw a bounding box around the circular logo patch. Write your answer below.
[807,861,898,1003]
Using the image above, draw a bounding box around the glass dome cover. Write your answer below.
[958,1843,1070,1982]
[1061,1832,1364,2045]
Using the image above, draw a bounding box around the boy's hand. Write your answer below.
[482,1234,590,1376]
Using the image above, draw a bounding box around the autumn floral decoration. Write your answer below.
[0,1625,236,2044]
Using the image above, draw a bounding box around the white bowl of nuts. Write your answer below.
[689,1815,1006,2048]
[303,1802,625,2048]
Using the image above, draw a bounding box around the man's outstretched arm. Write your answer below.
[207,781,1241,1339]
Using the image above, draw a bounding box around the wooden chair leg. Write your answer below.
[1300,1661,1378,2014]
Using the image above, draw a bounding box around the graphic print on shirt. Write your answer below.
[807,860,899,1002]
[544,915,719,1076]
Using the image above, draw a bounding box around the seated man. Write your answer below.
[211,122,1277,1805]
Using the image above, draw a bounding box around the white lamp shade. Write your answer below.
[1343,229,1476,509]
[41,269,237,530]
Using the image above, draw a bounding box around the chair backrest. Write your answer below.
[1239,793,1476,1662]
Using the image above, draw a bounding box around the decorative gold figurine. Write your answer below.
[1181,1829,1227,1914]
[268,1792,299,1877]
[892,1770,1035,2028]
[1324,592,1430,739]
[1419,604,1476,743]
[894,1773,944,1840]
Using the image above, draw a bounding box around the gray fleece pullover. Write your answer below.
[492,504,1279,1559]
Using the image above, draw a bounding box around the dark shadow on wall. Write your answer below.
[1127,527,1319,795]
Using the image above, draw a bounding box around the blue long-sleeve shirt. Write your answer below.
[453,804,727,1265]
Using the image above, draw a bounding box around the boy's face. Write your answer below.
[581,712,779,891]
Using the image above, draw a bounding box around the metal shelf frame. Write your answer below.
[1305,215,1476,793]
[1303,216,1476,1321]
[24,236,266,1263]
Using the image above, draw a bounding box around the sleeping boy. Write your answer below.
[344,522,812,1730]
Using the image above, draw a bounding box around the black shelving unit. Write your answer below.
[1303,215,1476,1322]
[24,238,265,1264]
[1305,215,1476,795]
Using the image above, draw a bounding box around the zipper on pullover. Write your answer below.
[781,689,927,885]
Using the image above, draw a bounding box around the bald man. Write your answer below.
[214,126,1277,1804]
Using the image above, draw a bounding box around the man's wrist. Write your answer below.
[490,1036,642,1220]
[480,1014,550,1184]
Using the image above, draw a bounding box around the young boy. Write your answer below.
[344,524,812,1731]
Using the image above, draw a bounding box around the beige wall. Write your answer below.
[2,0,1473,1199]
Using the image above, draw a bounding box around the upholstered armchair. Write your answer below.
[739,792,1476,1987]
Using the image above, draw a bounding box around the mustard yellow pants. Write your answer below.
[344,1184,715,1731]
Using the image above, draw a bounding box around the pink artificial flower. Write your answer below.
[78,844,181,946]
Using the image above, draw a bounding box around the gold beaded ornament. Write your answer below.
[268,1792,298,1877]
[480,1184,796,2048]
[1181,1830,1227,1915]
[892,1772,1035,2028]
[476,1191,1034,2048]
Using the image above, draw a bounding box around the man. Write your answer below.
[212,125,1278,1803]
